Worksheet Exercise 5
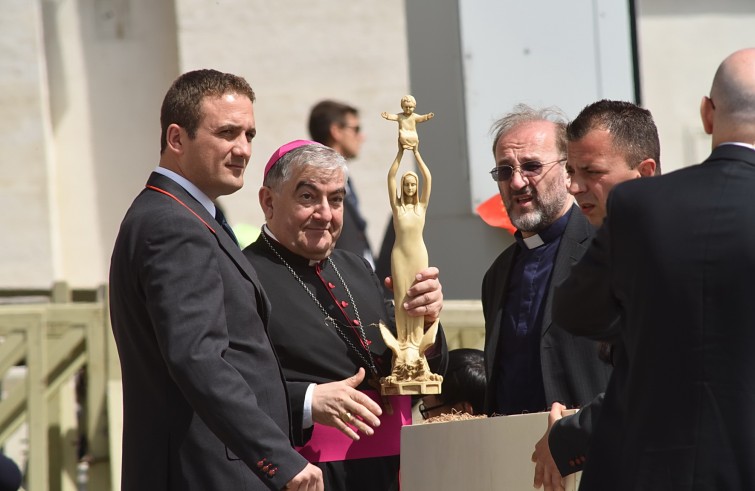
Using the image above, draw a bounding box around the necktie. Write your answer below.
[214,207,239,247]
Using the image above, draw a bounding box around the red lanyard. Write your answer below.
[145,184,218,235]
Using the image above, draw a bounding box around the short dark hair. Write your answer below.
[160,69,255,154]
[439,349,486,414]
[308,100,359,146]
[567,99,661,174]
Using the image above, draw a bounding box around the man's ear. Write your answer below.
[259,186,274,220]
[637,158,657,177]
[700,96,714,135]
[328,122,342,146]
[165,124,184,154]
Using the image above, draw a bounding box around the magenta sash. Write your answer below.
[296,391,411,463]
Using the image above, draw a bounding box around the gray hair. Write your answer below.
[263,144,347,190]
[490,104,568,157]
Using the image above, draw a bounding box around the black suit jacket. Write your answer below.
[244,234,447,491]
[334,183,374,265]
[109,173,308,491]
[554,144,755,490]
[549,393,604,476]
[482,204,611,415]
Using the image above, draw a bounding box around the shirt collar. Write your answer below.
[154,166,216,216]
[717,142,755,151]
[514,208,572,250]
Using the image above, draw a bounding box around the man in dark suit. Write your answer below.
[244,140,447,491]
[308,100,375,268]
[482,105,611,418]
[109,70,322,490]
[530,100,661,491]
[553,48,755,490]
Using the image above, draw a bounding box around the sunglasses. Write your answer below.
[489,158,566,182]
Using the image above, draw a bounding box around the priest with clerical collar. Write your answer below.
[243,140,448,491]
[481,105,611,417]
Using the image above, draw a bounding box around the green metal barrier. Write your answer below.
[0,282,120,491]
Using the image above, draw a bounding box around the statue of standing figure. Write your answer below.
[381,95,434,152]
[379,96,442,395]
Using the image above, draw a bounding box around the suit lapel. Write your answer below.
[541,204,593,336]
[146,173,272,321]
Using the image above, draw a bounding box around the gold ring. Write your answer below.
[339,411,353,424]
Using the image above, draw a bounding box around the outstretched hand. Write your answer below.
[384,266,443,328]
[311,368,383,441]
[532,402,567,491]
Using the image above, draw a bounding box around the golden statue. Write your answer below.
[379,96,442,395]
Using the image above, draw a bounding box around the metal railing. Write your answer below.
[0,282,120,491]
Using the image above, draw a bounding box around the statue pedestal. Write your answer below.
[401,411,580,490]
[380,379,441,396]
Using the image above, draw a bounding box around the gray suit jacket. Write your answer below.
[109,172,308,490]
[482,204,611,414]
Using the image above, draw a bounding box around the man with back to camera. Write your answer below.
[109,69,322,491]
[308,100,375,268]
[553,48,755,489]
[530,99,661,491]
[481,104,611,419]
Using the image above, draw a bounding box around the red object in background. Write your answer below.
[476,194,516,235]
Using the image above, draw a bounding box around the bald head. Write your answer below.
[702,48,755,146]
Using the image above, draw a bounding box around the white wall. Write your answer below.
[459,0,636,210]
[0,0,57,287]
[637,0,755,173]
[174,0,411,255]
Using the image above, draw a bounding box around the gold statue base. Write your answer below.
[380,379,442,396]
[377,321,444,396]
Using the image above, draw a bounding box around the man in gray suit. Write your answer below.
[482,105,611,417]
[109,69,322,490]
[554,48,755,489]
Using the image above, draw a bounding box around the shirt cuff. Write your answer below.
[303,383,315,428]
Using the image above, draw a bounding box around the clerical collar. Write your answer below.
[262,225,321,266]
[154,166,216,216]
[514,208,572,250]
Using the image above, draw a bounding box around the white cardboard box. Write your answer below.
[401,412,580,491]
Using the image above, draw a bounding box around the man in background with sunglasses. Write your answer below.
[481,105,611,419]
[308,100,375,269]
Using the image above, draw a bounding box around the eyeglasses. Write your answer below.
[342,124,361,134]
[489,158,566,182]
[418,400,449,420]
